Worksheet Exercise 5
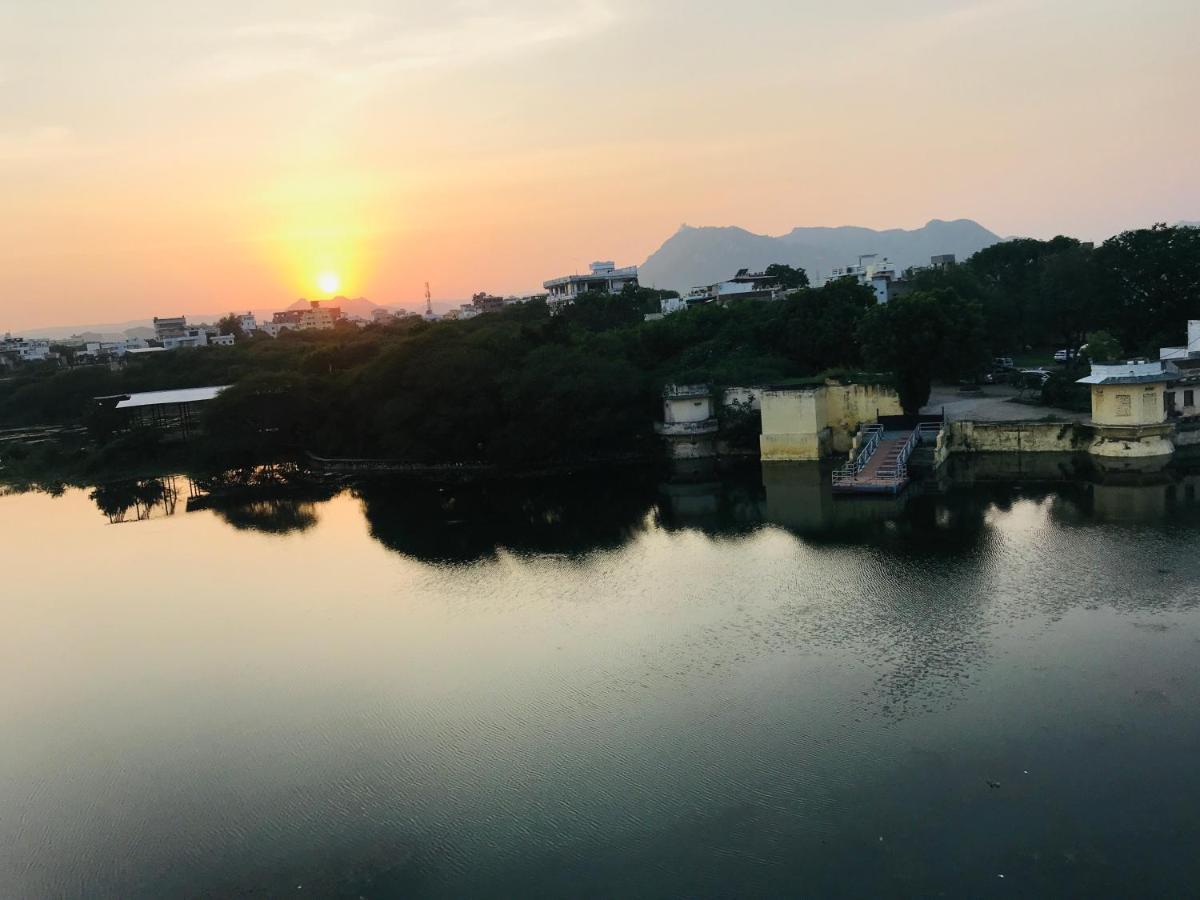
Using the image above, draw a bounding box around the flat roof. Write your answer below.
[1077,361,1172,386]
[113,385,230,409]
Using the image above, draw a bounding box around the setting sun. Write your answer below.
[317,272,340,295]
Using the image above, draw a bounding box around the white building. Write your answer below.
[162,328,210,350]
[820,254,902,304]
[543,261,639,311]
[1160,320,1200,362]
[1158,320,1200,419]
[153,316,188,341]
[660,296,688,316]
[209,333,235,347]
[237,312,257,333]
[682,269,785,307]
[83,337,148,358]
[655,384,720,459]
[0,333,51,362]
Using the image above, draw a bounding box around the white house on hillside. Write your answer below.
[544,261,639,311]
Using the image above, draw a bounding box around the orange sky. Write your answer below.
[2,0,1198,332]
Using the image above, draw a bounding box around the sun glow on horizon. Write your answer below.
[317,271,341,295]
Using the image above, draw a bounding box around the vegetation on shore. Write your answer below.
[1,224,1196,470]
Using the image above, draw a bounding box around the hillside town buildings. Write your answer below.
[270,300,342,334]
[679,268,786,309]
[80,337,148,360]
[152,316,189,342]
[819,253,956,304]
[544,261,639,311]
[0,333,51,363]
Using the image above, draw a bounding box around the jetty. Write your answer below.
[833,418,943,494]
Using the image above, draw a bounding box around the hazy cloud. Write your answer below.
[0,127,95,165]
[196,1,620,85]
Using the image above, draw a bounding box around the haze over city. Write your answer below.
[3,0,1198,332]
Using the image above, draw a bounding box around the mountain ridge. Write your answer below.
[638,218,1003,291]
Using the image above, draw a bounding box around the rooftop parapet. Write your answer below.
[662,383,711,399]
[1077,360,1172,385]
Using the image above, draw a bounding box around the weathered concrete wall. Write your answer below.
[823,383,904,453]
[722,386,762,410]
[760,388,828,460]
[760,428,830,461]
[1172,421,1200,447]
[933,418,1176,469]
[664,394,714,424]
[1089,427,1175,461]
[759,382,902,460]
[942,420,1093,454]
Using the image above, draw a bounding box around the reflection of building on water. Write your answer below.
[762,462,914,535]
[935,450,1094,486]
[656,460,765,533]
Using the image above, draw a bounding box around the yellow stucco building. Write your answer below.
[1077,361,1174,461]
[760,381,903,460]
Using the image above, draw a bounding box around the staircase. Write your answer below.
[833,422,942,494]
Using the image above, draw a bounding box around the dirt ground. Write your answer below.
[922,383,1089,422]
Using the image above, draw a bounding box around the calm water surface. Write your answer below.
[2,460,1200,897]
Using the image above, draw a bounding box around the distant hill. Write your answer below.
[638,218,1003,292]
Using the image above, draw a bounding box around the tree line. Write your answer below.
[1,224,1196,469]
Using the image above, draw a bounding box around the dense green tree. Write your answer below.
[7,224,1200,470]
[217,314,246,342]
[765,263,810,290]
[1093,224,1200,355]
[858,290,988,413]
[966,236,1080,352]
[777,279,874,372]
[1083,329,1122,363]
[1035,244,1094,351]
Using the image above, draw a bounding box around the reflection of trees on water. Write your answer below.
[211,498,321,534]
[190,464,338,535]
[355,470,662,563]
[89,476,177,523]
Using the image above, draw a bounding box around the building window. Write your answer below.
[1186,390,1195,408]
[1115,394,1132,417]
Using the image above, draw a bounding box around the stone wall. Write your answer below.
[823,383,904,453]
[941,420,1093,455]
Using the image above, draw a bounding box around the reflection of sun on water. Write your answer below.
[317,271,340,295]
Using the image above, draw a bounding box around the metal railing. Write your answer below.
[875,423,944,481]
[832,424,883,485]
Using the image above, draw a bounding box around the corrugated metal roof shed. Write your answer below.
[113,386,230,409]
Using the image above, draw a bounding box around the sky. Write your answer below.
[2,0,1198,331]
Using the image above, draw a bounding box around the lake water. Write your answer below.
[2,459,1200,897]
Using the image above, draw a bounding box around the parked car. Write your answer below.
[1054,348,1078,363]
